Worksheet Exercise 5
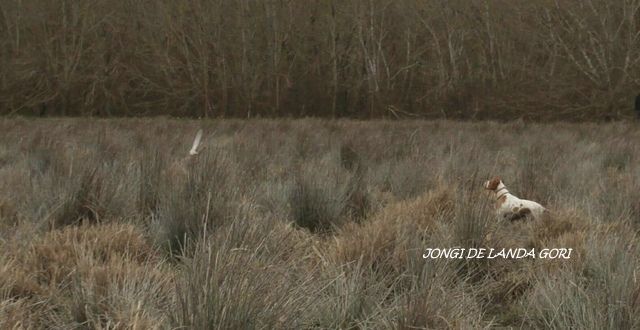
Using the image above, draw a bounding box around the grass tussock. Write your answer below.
[327,185,454,273]
[1,118,640,327]
[1,223,171,328]
[289,149,370,233]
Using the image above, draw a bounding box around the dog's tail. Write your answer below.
[189,129,203,156]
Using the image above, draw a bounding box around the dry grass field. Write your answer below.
[1,118,640,329]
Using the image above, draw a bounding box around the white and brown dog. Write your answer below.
[484,176,547,221]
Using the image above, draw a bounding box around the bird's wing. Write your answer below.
[189,129,203,155]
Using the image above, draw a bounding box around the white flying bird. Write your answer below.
[189,129,203,156]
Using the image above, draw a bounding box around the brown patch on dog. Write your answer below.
[497,195,507,209]
[486,176,501,190]
[507,207,532,222]
[519,208,532,216]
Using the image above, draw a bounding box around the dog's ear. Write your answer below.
[486,176,501,190]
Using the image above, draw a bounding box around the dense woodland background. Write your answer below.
[0,0,639,119]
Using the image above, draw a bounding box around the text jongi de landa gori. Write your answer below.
[423,248,572,259]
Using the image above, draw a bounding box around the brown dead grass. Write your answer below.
[327,186,454,273]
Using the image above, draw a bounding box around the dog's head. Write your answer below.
[484,176,502,191]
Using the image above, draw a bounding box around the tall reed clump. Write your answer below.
[152,150,241,255]
[289,148,369,233]
[397,258,490,329]
[522,232,640,329]
[1,223,172,328]
[170,215,314,329]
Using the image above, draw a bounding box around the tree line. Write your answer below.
[0,0,639,120]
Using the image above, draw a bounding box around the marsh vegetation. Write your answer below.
[1,118,639,328]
